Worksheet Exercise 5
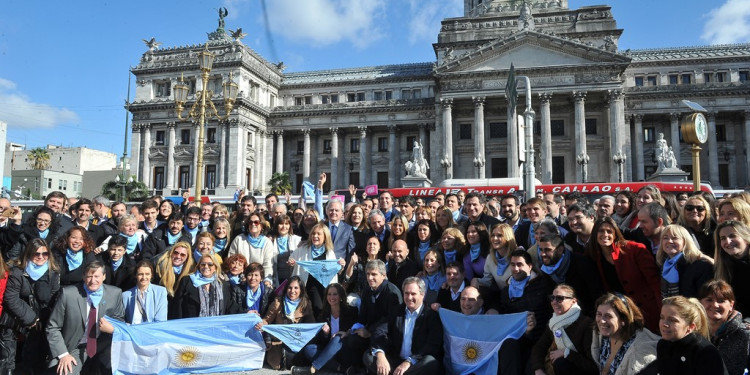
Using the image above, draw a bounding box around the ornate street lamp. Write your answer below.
[613,152,627,183]
[576,152,590,183]
[174,45,239,202]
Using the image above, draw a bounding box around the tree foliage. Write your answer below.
[267,172,292,195]
[101,177,150,202]
[28,147,51,170]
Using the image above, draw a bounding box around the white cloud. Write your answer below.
[0,78,79,128]
[702,0,750,44]
[264,0,387,48]
[407,0,463,45]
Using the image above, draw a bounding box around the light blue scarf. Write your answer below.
[172,264,184,275]
[469,243,482,262]
[214,238,227,253]
[25,261,48,281]
[38,228,49,240]
[418,241,431,261]
[541,250,567,275]
[284,296,301,315]
[276,236,289,254]
[189,271,216,287]
[662,252,683,284]
[66,249,83,270]
[120,232,139,254]
[444,249,457,264]
[508,275,530,299]
[246,284,264,312]
[185,225,199,243]
[84,282,104,307]
[111,257,123,272]
[228,274,241,285]
[247,234,267,249]
[496,255,509,276]
[311,245,326,258]
[423,272,446,291]
[166,231,181,245]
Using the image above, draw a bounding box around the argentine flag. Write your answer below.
[438,309,527,375]
[106,314,265,375]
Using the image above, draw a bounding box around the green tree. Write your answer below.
[28,147,51,170]
[267,172,292,195]
[101,177,150,202]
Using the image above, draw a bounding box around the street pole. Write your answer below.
[518,76,536,195]
[121,71,131,202]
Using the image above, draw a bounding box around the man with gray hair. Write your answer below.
[625,202,670,255]
[367,209,390,244]
[92,195,111,226]
[364,276,443,375]
[313,173,356,259]
[597,195,615,219]
[339,260,402,372]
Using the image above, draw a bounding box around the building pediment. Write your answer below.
[436,30,631,75]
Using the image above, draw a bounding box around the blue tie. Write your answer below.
[330,224,338,241]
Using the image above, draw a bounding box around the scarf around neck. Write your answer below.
[276,236,289,254]
[311,244,326,258]
[66,248,83,270]
[541,250,572,284]
[38,228,50,239]
[25,261,48,281]
[662,252,683,284]
[549,303,581,352]
[418,241,431,261]
[166,231,181,245]
[84,283,104,307]
[120,232,139,254]
[214,237,228,253]
[496,255,509,276]
[246,283,264,312]
[284,296,301,316]
[508,274,531,299]
[247,234,267,249]
[444,249,457,264]
[469,243,482,262]
[190,271,216,287]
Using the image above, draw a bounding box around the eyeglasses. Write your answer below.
[684,205,706,212]
[199,263,215,267]
[548,295,573,303]
[33,251,49,258]
[186,217,200,222]
[172,252,188,258]
[249,220,261,226]
[36,218,51,224]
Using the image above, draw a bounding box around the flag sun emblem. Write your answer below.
[462,342,481,363]
[175,346,201,367]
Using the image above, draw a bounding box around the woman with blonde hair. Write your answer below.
[386,214,409,253]
[475,223,520,292]
[714,220,750,317]
[212,218,232,258]
[677,194,717,256]
[654,296,727,375]
[656,224,713,298]
[438,227,467,265]
[172,252,238,318]
[434,205,457,237]
[289,223,345,315]
[154,241,194,300]
[717,197,750,226]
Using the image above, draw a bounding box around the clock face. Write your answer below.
[695,113,708,144]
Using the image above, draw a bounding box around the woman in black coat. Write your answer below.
[51,226,98,286]
[171,253,237,319]
[229,261,274,317]
[653,296,728,375]
[8,207,61,261]
[0,238,61,374]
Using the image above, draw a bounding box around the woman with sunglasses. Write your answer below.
[697,280,750,375]
[256,276,315,370]
[271,215,302,286]
[590,293,660,375]
[656,224,713,299]
[714,220,750,317]
[1,239,60,375]
[172,252,238,319]
[154,241,194,317]
[52,226,97,286]
[678,195,717,257]
[531,284,597,375]
[228,213,275,289]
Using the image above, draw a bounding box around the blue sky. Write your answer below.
[1,0,748,158]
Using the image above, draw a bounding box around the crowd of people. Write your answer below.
[0,176,748,375]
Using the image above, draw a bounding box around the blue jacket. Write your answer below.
[122,283,168,324]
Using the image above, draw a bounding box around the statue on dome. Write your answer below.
[405,140,429,178]
[218,7,228,30]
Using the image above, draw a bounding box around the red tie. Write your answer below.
[86,304,97,358]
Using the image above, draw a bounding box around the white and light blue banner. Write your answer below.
[438,309,527,375]
[296,260,342,287]
[106,314,265,375]
[261,322,324,352]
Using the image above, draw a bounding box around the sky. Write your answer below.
[1,0,748,158]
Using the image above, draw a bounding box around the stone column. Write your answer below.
[418,123,427,147]
[165,122,176,191]
[573,91,587,183]
[130,124,141,181]
[330,127,339,190]
[142,124,151,188]
[263,131,274,191]
[275,130,284,174]
[190,124,199,189]
[539,93,552,184]
[633,114,645,181]
[253,130,261,192]
[303,129,311,181]
[744,111,750,186]
[507,97,519,178]
[218,122,226,188]
[608,89,625,181]
[707,111,720,186]
[388,124,399,187]
[440,98,454,179]
[359,126,368,187]
[472,96,486,178]
[669,113,681,166]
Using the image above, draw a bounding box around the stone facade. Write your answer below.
[129,0,750,195]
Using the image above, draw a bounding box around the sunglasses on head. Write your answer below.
[684,205,706,212]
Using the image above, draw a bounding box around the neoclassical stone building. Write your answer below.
[128,0,750,196]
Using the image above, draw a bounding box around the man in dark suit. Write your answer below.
[364,277,443,375]
[367,210,390,244]
[563,202,596,254]
[46,261,125,375]
[386,240,420,292]
[141,212,192,261]
[461,192,500,232]
[313,173,356,260]
[432,262,466,313]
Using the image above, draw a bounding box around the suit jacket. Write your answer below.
[326,221,356,260]
[461,213,500,233]
[77,220,106,247]
[46,283,125,367]
[122,283,168,323]
[372,304,443,362]
[386,258,420,292]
